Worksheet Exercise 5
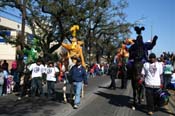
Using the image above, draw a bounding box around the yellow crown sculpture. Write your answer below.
[70,25,79,37]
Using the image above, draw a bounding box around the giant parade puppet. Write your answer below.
[61,25,86,69]
[130,26,158,110]
[114,26,158,110]
[61,25,86,103]
[23,37,40,64]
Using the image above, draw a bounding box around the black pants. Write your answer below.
[121,74,127,89]
[163,74,172,89]
[121,67,127,89]
[2,78,7,95]
[145,87,160,112]
[109,75,116,88]
[31,77,43,97]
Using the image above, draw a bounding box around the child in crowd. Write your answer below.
[6,75,14,94]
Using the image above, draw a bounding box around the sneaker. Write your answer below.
[148,111,153,115]
[2,94,7,96]
[74,104,78,109]
[17,97,21,100]
[25,94,29,97]
[132,106,135,110]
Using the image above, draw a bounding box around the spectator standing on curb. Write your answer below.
[141,53,163,115]
[29,59,45,97]
[69,58,88,109]
[0,67,5,96]
[163,59,174,89]
[16,61,25,93]
[2,67,8,96]
[10,61,18,92]
[18,63,32,100]
[167,69,175,90]
[46,61,59,99]
[2,60,9,73]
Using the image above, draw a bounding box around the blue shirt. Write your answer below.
[3,70,8,79]
[69,65,88,84]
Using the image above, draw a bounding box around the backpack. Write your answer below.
[156,89,170,106]
[0,72,4,85]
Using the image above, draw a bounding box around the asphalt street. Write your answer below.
[0,75,174,116]
[69,79,175,116]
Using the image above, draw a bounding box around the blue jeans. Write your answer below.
[0,85,3,96]
[14,72,21,92]
[31,77,43,97]
[163,74,172,89]
[73,82,83,105]
[47,81,55,98]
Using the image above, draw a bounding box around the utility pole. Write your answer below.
[21,0,26,50]
[16,0,26,68]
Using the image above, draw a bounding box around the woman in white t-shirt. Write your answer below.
[46,61,59,99]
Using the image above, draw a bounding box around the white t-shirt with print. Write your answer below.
[29,63,45,78]
[141,61,163,86]
[171,73,175,84]
[46,66,59,81]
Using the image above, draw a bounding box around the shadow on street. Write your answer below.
[0,90,72,116]
[95,90,175,116]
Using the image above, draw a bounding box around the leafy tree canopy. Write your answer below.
[0,0,135,63]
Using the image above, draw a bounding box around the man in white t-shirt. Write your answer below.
[46,61,59,99]
[29,59,45,97]
[141,53,163,115]
[171,70,175,84]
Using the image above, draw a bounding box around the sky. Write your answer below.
[0,0,175,57]
[123,0,175,56]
